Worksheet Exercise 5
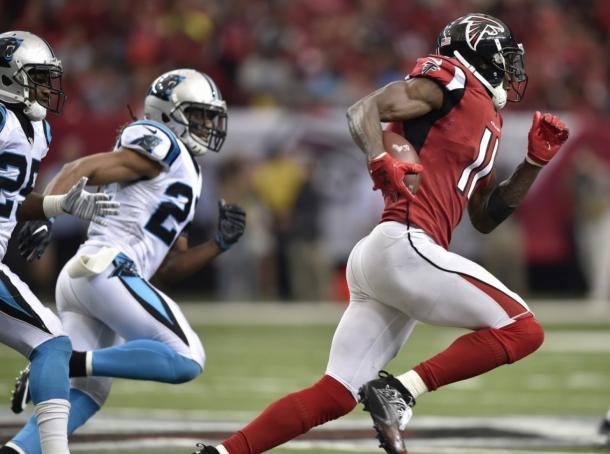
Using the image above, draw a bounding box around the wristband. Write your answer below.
[42,195,65,218]
[213,231,230,252]
[525,155,544,167]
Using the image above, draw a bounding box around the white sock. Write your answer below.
[216,445,230,454]
[35,398,71,454]
[397,370,428,399]
[86,351,93,376]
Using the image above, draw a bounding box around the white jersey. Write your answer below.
[0,103,51,260]
[83,120,202,279]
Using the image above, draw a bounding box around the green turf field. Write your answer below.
[0,310,609,453]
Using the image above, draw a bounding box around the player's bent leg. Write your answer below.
[3,337,72,454]
[220,375,356,454]
[7,388,102,454]
[71,339,203,383]
[61,259,205,383]
[29,336,71,404]
[413,315,544,390]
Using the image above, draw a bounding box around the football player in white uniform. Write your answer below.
[0,31,119,454]
[4,68,245,454]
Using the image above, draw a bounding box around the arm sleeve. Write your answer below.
[118,121,181,168]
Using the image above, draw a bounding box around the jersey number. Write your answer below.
[0,153,39,219]
[456,127,499,199]
[145,182,194,246]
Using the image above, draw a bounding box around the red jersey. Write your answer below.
[382,55,502,249]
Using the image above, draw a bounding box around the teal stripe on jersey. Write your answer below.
[120,275,172,322]
[0,279,30,316]
[42,119,52,146]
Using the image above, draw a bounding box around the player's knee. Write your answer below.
[33,335,72,358]
[171,356,203,384]
[30,336,72,372]
[498,315,544,363]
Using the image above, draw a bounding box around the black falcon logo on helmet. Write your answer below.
[460,14,505,51]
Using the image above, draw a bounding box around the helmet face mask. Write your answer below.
[171,102,227,153]
[144,69,228,156]
[436,13,528,107]
[498,46,527,102]
[19,64,64,113]
[0,31,65,120]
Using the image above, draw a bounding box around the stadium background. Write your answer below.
[0,1,609,453]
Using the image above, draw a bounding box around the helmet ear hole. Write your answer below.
[161,113,170,123]
[2,75,12,86]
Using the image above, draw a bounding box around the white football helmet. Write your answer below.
[0,31,64,120]
[144,69,227,156]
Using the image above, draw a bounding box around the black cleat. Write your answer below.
[358,370,416,454]
[10,364,31,414]
[192,443,219,454]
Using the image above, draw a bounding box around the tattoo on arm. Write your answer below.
[471,160,541,233]
[346,99,385,160]
[495,161,541,207]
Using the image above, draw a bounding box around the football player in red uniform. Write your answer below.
[193,13,569,454]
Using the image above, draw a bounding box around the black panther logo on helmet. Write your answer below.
[0,37,23,68]
[148,74,186,101]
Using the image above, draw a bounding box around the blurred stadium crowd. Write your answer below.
[5,0,610,113]
[3,0,610,303]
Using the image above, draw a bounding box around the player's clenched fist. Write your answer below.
[526,111,569,167]
[369,152,423,202]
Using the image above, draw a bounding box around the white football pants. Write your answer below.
[326,221,530,397]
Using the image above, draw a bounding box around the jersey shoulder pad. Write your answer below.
[119,120,181,168]
[408,55,466,93]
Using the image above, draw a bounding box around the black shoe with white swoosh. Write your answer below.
[358,370,415,454]
[10,364,31,414]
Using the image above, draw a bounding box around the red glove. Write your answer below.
[526,111,569,167]
[369,152,423,202]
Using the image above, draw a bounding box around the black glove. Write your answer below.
[18,219,54,262]
[213,199,246,251]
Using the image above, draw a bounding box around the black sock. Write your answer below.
[69,351,87,377]
[0,445,20,453]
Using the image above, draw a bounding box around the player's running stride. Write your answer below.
[5,68,245,454]
[0,31,119,454]
[191,13,568,454]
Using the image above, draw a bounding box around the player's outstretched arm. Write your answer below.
[153,200,246,286]
[44,148,162,195]
[346,78,443,161]
[17,178,119,224]
[18,148,161,222]
[469,111,569,233]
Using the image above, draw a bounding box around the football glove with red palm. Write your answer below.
[369,152,423,202]
[526,111,569,167]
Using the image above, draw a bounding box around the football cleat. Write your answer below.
[192,443,219,454]
[359,370,416,454]
[10,364,31,414]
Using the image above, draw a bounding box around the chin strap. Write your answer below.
[23,102,47,121]
[453,51,507,110]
